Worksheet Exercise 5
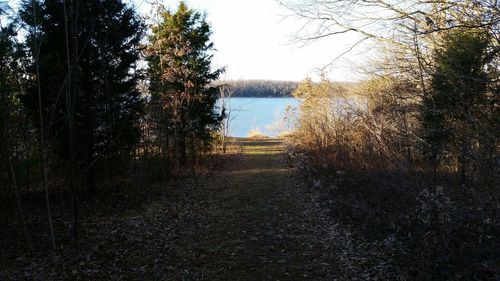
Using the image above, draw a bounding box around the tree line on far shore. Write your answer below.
[223,80,357,98]
[223,80,298,97]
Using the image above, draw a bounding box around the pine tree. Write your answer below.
[0,16,20,189]
[146,2,223,167]
[422,30,491,181]
[20,0,144,190]
[0,1,34,250]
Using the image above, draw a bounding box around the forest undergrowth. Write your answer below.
[1,138,395,280]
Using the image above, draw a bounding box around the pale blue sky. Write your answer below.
[132,0,366,82]
[6,0,367,81]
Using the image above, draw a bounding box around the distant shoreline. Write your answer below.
[217,80,357,98]
[221,96,298,99]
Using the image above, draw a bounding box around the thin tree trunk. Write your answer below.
[178,133,187,167]
[189,138,198,184]
[33,0,56,250]
[8,156,33,252]
[63,0,78,246]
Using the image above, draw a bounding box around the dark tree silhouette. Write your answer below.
[20,0,144,191]
[423,30,491,182]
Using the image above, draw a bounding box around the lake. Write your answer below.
[219,97,300,137]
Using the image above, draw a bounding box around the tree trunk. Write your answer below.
[8,156,33,252]
[178,135,187,167]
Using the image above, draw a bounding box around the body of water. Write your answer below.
[220,97,299,137]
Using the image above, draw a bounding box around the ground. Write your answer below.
[1,138,388,280]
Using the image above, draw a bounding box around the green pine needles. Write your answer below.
[146,1,224,166]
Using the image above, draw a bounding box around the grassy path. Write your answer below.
[2,138,339,280]
[155,138,336,280]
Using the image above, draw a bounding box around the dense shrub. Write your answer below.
[287,75,499,280]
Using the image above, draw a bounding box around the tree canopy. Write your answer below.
[20,0,144,178]
[146,1,223,165]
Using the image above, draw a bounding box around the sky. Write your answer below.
[6,0,367,82]
[132,0,367,82]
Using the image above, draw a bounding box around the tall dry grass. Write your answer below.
[286,77,498,280]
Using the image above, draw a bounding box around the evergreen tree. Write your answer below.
[0,6,22,191]
[146,2,223,166]
[20,0,144,189]
[422,30,491,181]
[0,1,35,250]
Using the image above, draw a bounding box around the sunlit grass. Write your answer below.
[228,168,290,175]
[243,146,283,155]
